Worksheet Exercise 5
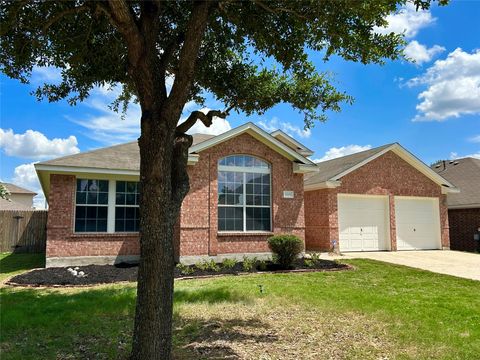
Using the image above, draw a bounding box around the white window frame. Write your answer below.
[113,180,140,233]
[74,179,110,233]
[74,178,140,234]
[218,155,272,233]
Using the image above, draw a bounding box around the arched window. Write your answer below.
[218,155,271,232]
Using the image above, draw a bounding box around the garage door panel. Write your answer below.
[338,195,390,252]
[395,197,441,250]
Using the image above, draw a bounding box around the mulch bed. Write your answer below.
[8,258,351,287]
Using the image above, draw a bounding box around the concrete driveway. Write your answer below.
[341,250,480,281]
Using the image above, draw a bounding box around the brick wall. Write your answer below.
[46,174,140,258]
[448,208,480,252]
[181,132,305,256]
[305,151,449,251]
[46,132,305,261]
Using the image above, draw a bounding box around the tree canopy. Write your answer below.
[0,0,444,127]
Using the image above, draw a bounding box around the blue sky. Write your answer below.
[1,1,479,207]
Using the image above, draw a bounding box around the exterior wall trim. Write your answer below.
[189,122,316,167]
[46,252,275,267]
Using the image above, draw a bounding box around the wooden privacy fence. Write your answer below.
[0,210,47,253]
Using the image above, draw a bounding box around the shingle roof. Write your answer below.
[431,157,480,208]
[304,144,394,186]
[37,134,215,171]
[0,182,37,195]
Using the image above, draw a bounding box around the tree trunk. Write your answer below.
[131,110,190,360]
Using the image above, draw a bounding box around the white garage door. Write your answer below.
[395,197,441,250]
[338,195,390,252]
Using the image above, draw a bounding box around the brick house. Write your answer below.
[432,158,480,252]
[0,182,37,210]
[36,123,458,267]
[35,123,318,267]
[304,144,458,253]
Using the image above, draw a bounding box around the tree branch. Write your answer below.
[170,133,193,209]
[164,1,214,124]
[176,109,228,134]
[252,1,308,20]
[42,5,90,34]
[104,0,144,66]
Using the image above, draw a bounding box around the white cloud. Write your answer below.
[0,129,80,160]
[312,144,372,162]
[184,108,232,135]
[12,162,45,208]
[31,66,62,84]
[70,86,142,144]
[404,40,445,65]
[374,3,436,39]
[406,48,480,121]
[257,117,311,139]
[72,85,227,144]
[450,151,480,160]
[468,135,480,143]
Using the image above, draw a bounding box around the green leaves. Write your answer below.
[0,0,442,128]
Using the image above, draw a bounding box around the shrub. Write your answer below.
[221,258,237,270]
[310,252,321,262]
[304,252,321,268]
[268,235,303,269]
[257,260,268,271]
[304,258,315,268]
[195,259,220,272]
[176,263,194,276]
[242,256,257,272]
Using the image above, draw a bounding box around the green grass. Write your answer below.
[1,254,479,359]
[0,252,44,282]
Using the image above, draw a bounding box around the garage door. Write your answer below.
[395,197,441,250]
[338,195,390,252]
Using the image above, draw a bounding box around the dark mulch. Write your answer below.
[9,258,349,287]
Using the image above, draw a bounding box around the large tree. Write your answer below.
[0,1,445,358]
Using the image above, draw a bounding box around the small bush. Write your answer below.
[242,256,257,272]
[221,258,237,270]
[310,252,321,262]
[304,252,320,268]
[176,263,194,276]
[257,260,268,271]
[195,259,220,272]
[268,235,303,269]
[304,259,315,268]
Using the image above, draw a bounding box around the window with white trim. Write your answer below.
[75,179,109,232]
[115,181,140,232]
[218,155,271,232]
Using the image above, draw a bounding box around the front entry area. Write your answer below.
[395,196,441,250]
[338,195,390,252]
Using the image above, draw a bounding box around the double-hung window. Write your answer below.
[218,155,271,232]
[75,179,109,232]
[115,181,140,232]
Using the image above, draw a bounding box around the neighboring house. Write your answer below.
[432,158,480,252]
[0,183,37,210]
[304,144,458,253]
[35,123,318,267]
[35,123,458,267]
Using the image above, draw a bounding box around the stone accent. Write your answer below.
[448,208,480,252]
[305,151,450,252]
[45,133,305,266]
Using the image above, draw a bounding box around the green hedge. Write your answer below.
[267,235,303,269]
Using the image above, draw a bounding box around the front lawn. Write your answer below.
[0,252,44,283]
[1,256,479,359]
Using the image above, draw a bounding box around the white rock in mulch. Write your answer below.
[66,267,87,277]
